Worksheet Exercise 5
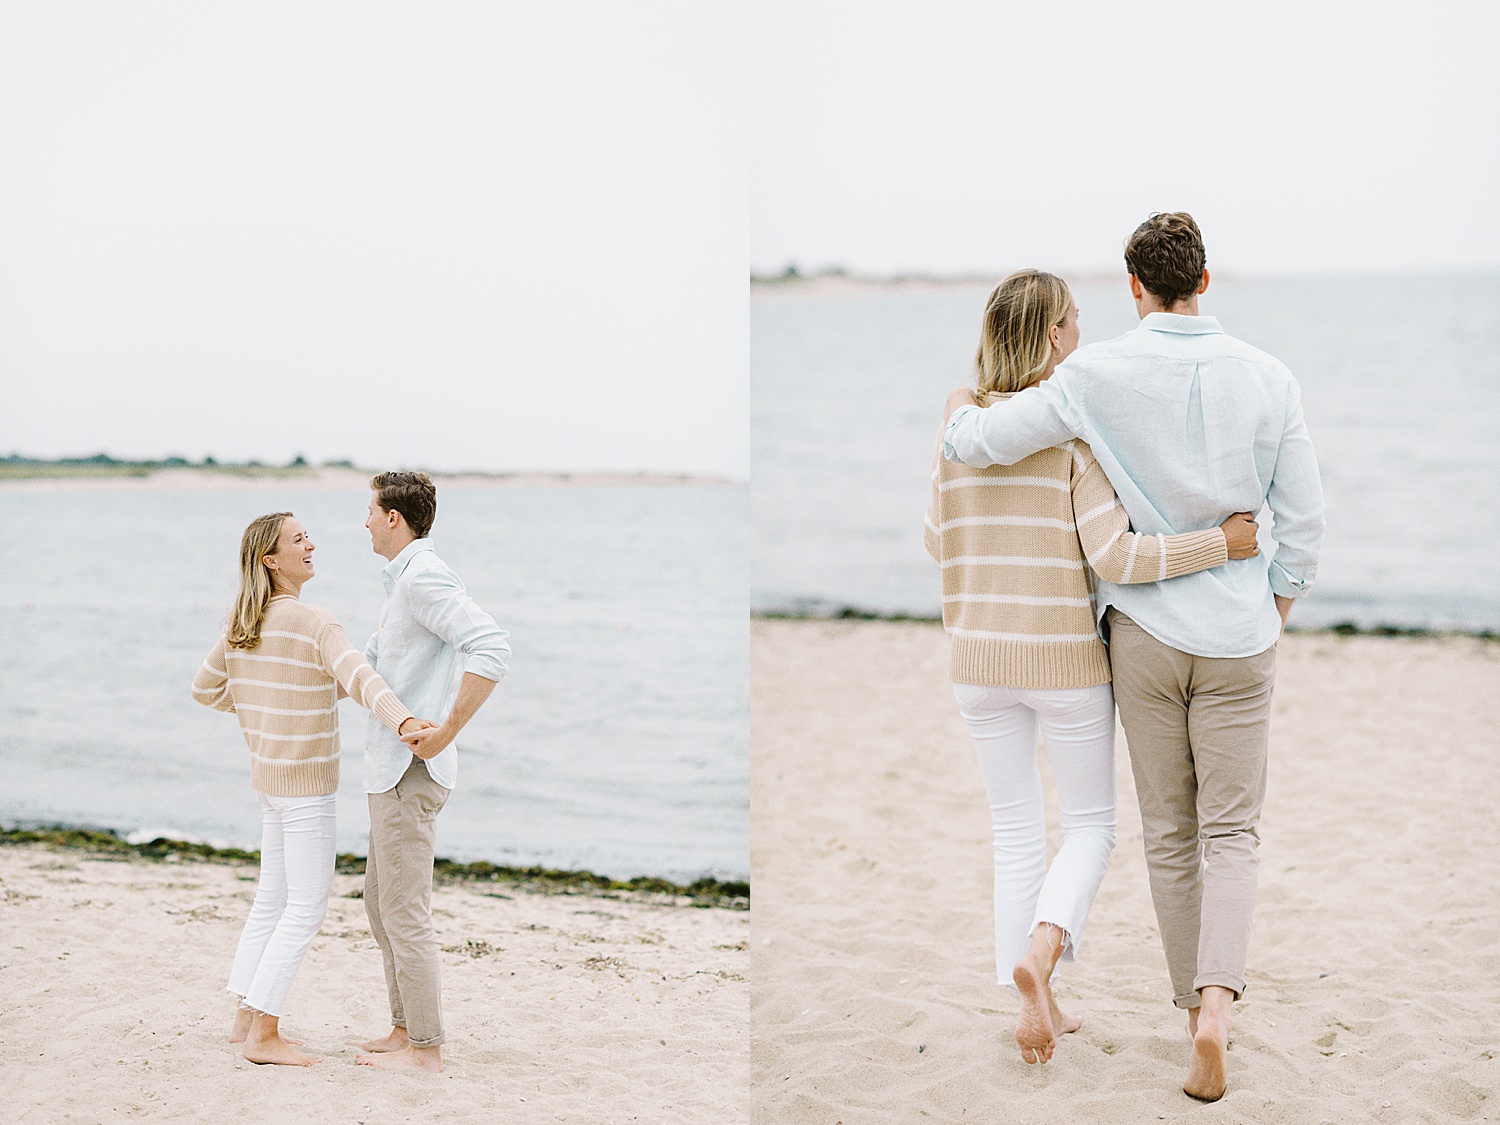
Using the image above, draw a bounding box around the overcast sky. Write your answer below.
[752,0,1500,278]
[1,1,746,476]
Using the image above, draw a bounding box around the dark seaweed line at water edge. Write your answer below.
[0,827,749,909]
[749,607,1500,641]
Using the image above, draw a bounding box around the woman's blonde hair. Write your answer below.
[974,270,1073,402]
[227,512,292,650]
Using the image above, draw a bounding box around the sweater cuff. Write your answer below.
[1164,528,1230,579]
[370,688,415,736]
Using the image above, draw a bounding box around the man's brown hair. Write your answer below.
[370,471,437,539]
[1124,212,1206,309]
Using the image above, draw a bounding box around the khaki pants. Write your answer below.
[365,756,451,1046]
[1106,609,1276,1009]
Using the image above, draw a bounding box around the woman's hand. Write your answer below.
[402,722,455,760]
[1219,512,1260,559]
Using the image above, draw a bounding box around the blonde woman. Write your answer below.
[192,512,430,1066]
[924,271,1260,1065]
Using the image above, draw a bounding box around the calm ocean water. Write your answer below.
[753,272,1500,631]
[0,483,748,882]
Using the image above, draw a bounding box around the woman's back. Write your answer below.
[926,424,1111,690]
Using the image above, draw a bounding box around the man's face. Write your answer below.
[365,493,398,557]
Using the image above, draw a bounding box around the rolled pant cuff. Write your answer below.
[1172,991,1201,1010]
[407,1032,445,1048]
[1193,972,1245,999]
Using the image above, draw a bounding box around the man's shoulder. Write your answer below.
[397,545,465,595]
[1202,324,1285,366]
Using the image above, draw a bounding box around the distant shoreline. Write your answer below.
[0,826,749,908]
[750,608,1500,641]
[0,463,737,492]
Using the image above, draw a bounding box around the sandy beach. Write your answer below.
[0,849,747,1123]
[751,619,1500,1124]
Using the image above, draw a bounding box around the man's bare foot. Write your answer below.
[355,1045,443,1073]
[356,1026,410,1053]
[1186,1006,1199,1041]
[242,1013,319,1067]
[1183,988,1232,1101]
[1013,953,1057,1064]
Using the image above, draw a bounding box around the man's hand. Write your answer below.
[402,722,455,760]
[1219,513,1260,559]
[398,717,436,737]
[945,386,979,420]
[1275,594,1293,632]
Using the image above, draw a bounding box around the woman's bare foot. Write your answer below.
[231,1006,305,1046]
[355,1044,443,1073]
[1049,991,1083,1036]
[229,1006,254,1044]
[1012,923,1071,1064]
[1013,954,1056,1063]
[1183,987,1232,1101]
[357,1025,410,1053]
[242,1013,320,1067]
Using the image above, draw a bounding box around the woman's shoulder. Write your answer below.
[266,597,341,632]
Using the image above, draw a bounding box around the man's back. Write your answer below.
[945,312,1324,658]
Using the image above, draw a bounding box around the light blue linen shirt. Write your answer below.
[363,539,510,794]
[944,312,1325,659]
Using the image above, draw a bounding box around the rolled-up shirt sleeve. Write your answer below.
[407,568,511,682]
[1265,380,1326,599]
[943,377,1082,467]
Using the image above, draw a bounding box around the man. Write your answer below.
[943,213,1324,1102]
[354,470,510,1074]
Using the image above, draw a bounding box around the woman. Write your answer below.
[192,511,427,1067]
[924,271,1259,1065]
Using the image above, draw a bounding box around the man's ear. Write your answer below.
[1128,275,1143,300]
[1197,269,1210,295]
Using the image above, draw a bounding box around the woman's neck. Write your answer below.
[270,579,302,599]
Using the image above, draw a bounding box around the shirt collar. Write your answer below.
[1139,312,1223,336]
[381,538,435,590]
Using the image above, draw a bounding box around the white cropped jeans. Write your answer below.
[225,792,337,1018]
[952,682,1118,985]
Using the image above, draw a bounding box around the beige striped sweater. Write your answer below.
[925,398,1229,689]
[192,595,414,797]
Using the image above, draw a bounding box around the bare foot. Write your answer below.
[357,1026,410,1053]
[241,1012,318,1067]
[1186,1006,1199,1041]
[1184,1003,1229,1101]
[232,1007,304,1046]
[229,1007,254,1044]
[355,1045,443,1073]
[1012,953,1057,1064]
[243,1035,321,1067]
[1050,991,1083,1036]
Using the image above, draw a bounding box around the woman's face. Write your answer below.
[1053,301,1080,363]
[265,517,316,588]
